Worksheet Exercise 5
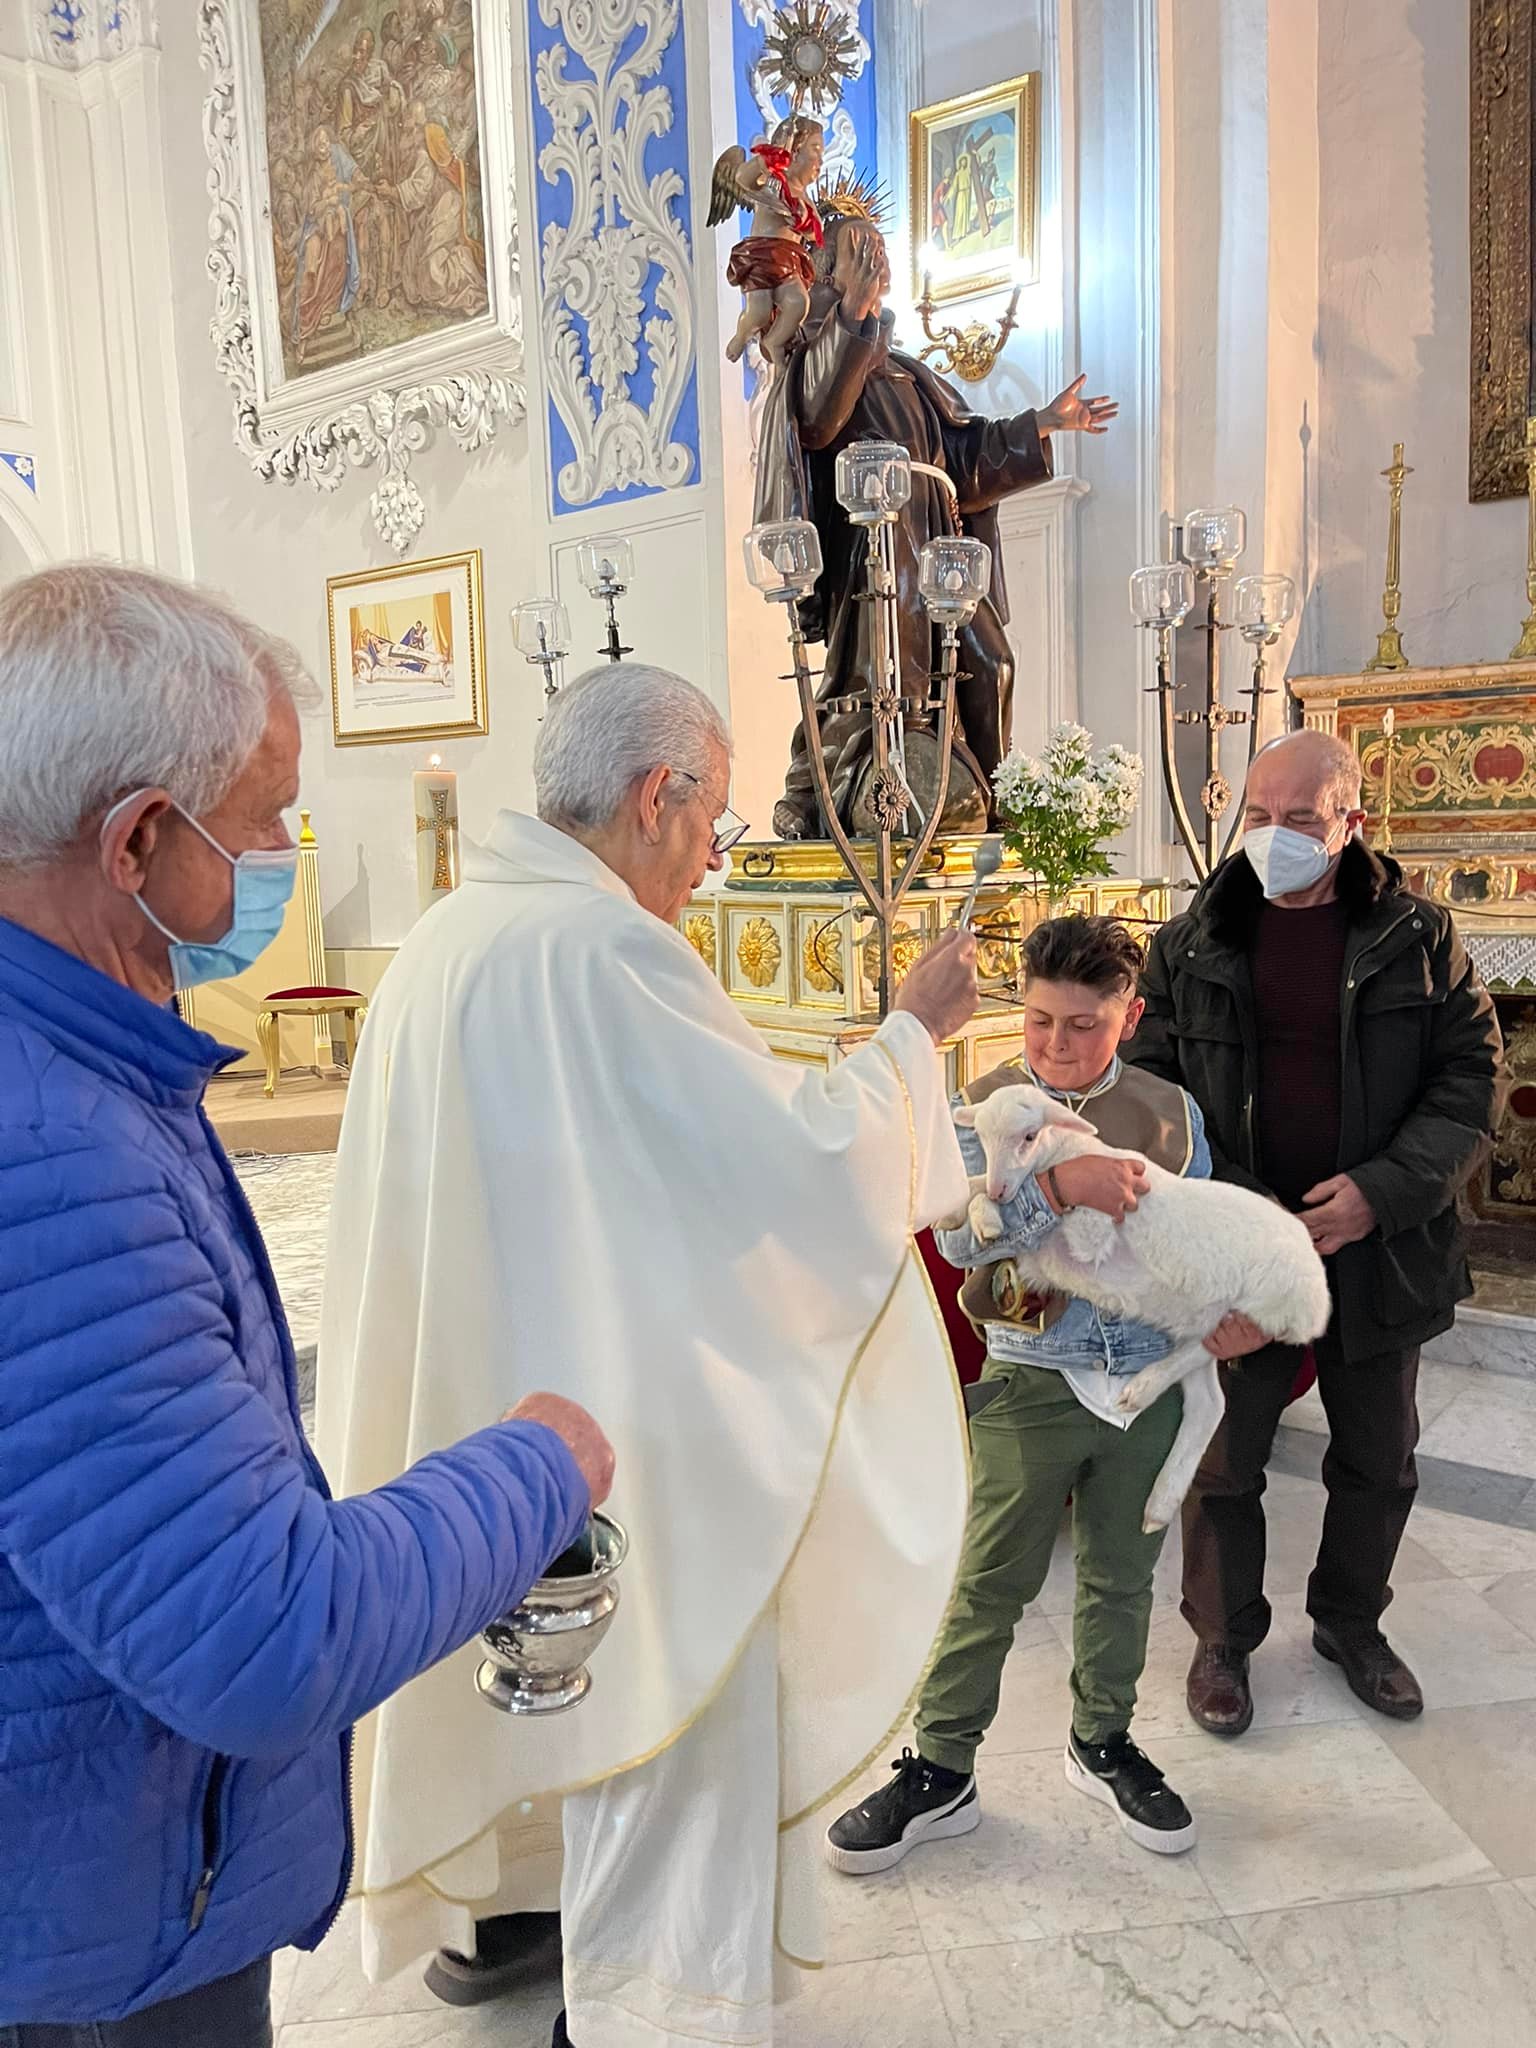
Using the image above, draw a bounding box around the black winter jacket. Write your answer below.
[1126,843,1508,1362]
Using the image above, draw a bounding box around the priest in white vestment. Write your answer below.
[316,663,977,2048]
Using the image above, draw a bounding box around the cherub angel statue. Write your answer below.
[709,113,825,367]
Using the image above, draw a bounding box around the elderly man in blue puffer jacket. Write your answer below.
[0,565,616,2046]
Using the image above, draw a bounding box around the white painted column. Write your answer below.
[2,3,191,574]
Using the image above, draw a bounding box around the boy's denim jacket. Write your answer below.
[935,1059,1212,1379]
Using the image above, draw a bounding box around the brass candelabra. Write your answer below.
[1364,443,1413,674]
[913,272,1022,384]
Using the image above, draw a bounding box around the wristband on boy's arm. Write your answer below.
[1042,1166,1075,1215]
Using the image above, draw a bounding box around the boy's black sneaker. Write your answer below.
[1065,1730,1197,1855]
[825,1748,980,1874]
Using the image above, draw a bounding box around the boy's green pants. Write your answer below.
[916,1360,1185,1773]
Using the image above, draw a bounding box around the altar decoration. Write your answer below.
[681,839,1169,1087]
[993,724,1143,912]
[1364,443,1414,674]
[197,1,525,554]
[910,74,1040,304]
[413,756,461,914]
[1130,511,1296,880]
[1292,658,1536,1241]
[327,551,486,746]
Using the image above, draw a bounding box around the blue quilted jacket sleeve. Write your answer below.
[0,1124,591,1760]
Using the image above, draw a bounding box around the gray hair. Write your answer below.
[1249,728,1362,815]
[533,661,730,832]
[0,562,316,869]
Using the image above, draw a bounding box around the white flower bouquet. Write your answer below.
[992,723,1144,907]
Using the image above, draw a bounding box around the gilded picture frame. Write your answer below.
[326,548,487,746]
[1470,0,1535,503]
[910,73,1040,306]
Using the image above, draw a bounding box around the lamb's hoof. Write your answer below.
[1113,1380,1150,1417]
[1142,1492,1179,1534]
[968,1194,1005,1244]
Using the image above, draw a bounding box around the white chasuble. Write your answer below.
[314,812,971,1983]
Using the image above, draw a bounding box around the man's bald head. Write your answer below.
[1243,728,1363,834]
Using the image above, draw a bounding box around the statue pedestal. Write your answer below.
[679,836,1171,1088]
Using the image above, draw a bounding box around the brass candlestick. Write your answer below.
[915,272,1023,384]
[1510,417,1536,661]
[1377,708,1397,853]
[1364,443,1413,673]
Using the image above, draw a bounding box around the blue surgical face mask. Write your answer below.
[102,791,299,992]
[1242,821,1346,901]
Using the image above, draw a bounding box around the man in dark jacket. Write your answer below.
[0,564,615,2044]
[1127,728,1506,1735]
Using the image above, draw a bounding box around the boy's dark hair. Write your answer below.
[1021,915,1144,997]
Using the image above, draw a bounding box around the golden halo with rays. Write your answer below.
[817,171,891,233]
[761,1,861,117]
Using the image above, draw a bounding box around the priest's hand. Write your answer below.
[1039,373,1118,436]
[894,928,979,1046]
[505,1393,615,1509]
[1299,1174,1377,1257]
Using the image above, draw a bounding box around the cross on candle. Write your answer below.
[416,789,456,892]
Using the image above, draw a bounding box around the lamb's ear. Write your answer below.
[952,1103,978,1129]
[1039,1098,1097,1136]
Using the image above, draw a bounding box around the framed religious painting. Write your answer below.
[1471,0,1536,502]
[197,0,525,552]
[327,549,487,745]
[910,74,1040,305]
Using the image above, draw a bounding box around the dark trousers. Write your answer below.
[1181,1332,1420,1654]
[2,1960,272,2048]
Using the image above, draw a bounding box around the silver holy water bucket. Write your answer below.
[475,1512,629,1715]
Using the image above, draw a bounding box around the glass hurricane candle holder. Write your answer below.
[919,536,992,623]
[743,519,824,604]
[1129,562,1196,629]
[1233,572,1296,645]
[576,534,635,596]
[834,441,913,525]
[511,598,571,660]
[1180,506,1247,575]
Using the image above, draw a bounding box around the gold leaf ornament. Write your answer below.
[683,912,717,973]
[736,916,784,989]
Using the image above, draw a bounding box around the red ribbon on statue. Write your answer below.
[751,143,824,245]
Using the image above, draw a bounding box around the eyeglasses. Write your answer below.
[676,771,750,856]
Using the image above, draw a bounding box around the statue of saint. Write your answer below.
[755,208,1117,840]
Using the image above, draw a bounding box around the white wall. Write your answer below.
[1311,0,1528,677]
[152,2,728,950]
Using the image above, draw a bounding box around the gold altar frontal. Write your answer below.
[681,836,1171,1086]
[1293,661,1536,1248]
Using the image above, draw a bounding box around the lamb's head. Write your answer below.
[953,1084,1098,1202]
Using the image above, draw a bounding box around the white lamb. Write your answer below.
[953,1083,1330,1533]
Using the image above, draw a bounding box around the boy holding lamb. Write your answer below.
[826,915,1273,1866]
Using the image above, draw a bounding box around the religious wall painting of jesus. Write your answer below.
[257,0,489,385]
[328,549,487,745]
[911,74,1040,306]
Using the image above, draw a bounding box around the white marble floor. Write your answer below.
[257,1474,1536,2048]
[239,1154,1536,2048]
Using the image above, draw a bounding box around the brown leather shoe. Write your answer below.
[1186,1640,1255,1736]
[1313,1625,1424,1719]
